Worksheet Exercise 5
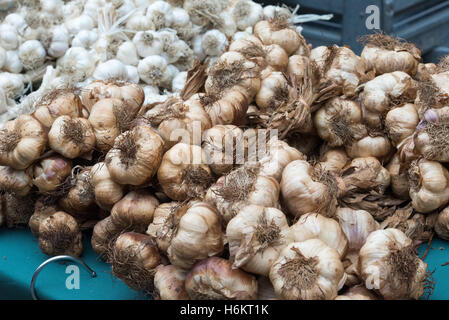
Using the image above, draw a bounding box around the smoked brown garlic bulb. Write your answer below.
[38,211,83,257]
[154,265,189,300]
[360,34,421,76]
[167,201,224,270]
[408,159,449,213]
[205,165,280,225]
[185,257,258,300]
[90,162,124,210]
[281,160,339,218]
[269,240,345,300]
[91,216,123,259]
[0,114,47,170]
[157,143,213,201]
[0,165,32,196]
[310,45,366,97]
[435,206,449,240]
[111,232,161,292]
[226,205,290,276]
[105,125,164,186]
[314,97,367,147]
[32,156,72,193]
[110,190,159,233]
[146,202,189,254]
[48,115,96,159]
[29,200,58,236]
[359,228,428,300]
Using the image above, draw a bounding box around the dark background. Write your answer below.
[256,0,449,63]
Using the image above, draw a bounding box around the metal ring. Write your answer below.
[30,255,97,300]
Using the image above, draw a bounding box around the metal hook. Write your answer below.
[30,255,97,300]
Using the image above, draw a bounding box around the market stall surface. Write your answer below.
[0,228,448,300]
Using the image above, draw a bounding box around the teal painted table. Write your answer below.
[0,228,448,300]
[0,228,149,300]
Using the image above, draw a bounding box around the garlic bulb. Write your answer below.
[201,29,229,57]
[157,143,213,201]
[435,206,449,240]
[48,25,69,58]
[58,167,96,217]
[227,205,290,276]
[146,202,188,253]
[38,211,83,257]
[29,200,58,236]
[105,125,164,186]
[229,0,263,31]
[91,216,122,259]
[32,156,72,193]
[281,160,338,218]
[317,148,349,174]
[110,190,159,232]
[359,229,428,300]
[18,40,46,70]
[185,257,258,300]
[360,71,417,129]
[93,59,129,81]
[168,201,223,269]
[0,115,47,170]
[346,134,392,160]
[71,29,98,49]
[269,240,345,300]
[2,193,35,228]
[409,159,449,213]
[65,14,94,36]
[386,154,410,199]
[202,124,246,176]
[0,72,24,99]
[138,55,173,88]
[310,45,366,97]
[0,166,32,197]
[33,89,83,128]
[314,97,367,147]
[57,47,96,82]
[4,50,23,73]
[336,208,379,251]
[90,162,124,210]
[205,165,280,224]
[289,213,348,259]
[255,71,290,111]
[146,1,174,29]
[0,24,19,50]
[361,34,421,76]
[142,97,212,149]
[48,116,96,159]
[172,71,187,93]
[154,265,189,300]
[385,103,419,147]
[111,232,162,292]
[133,31,163,58]
[116,41,139,66]
[254,19,305,56]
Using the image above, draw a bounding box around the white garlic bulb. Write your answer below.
[65,14,94,36]
[138,55,170,87]
[172,71,187,93]
[48,25,69,58]
[71,29,99,49]
[4,51,23,74]
[93,59,129,81]
[0,24,19,50]
[133,30,163,58]
[146,1,174,29]
[126,65,140,84]
[18,40,47,70]
[57,47,97,82]
[0,72,24,98]
[201,29,229,57]
[229,0,264,31]
[116,41,139,66]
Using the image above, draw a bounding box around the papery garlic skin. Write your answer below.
[359,229,427,300]
[185,257,258,300]
[387,154,410,199]
[227,205,290,276]
[0,166,32,197]
[336,208,379,251]
[38,211,83,257]
[154,265,189,300]
[157,143,213,201]
[48,116,96,159]
[0,115,47,170]
[317,148,349,174]
[168,202,223,270]
[409,159,449,213]
[346,135,392,160]
[269,240,345,300]
[281,160,337,218]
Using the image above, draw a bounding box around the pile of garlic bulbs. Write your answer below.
[1,3,447,302]
[0,0,332,124]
